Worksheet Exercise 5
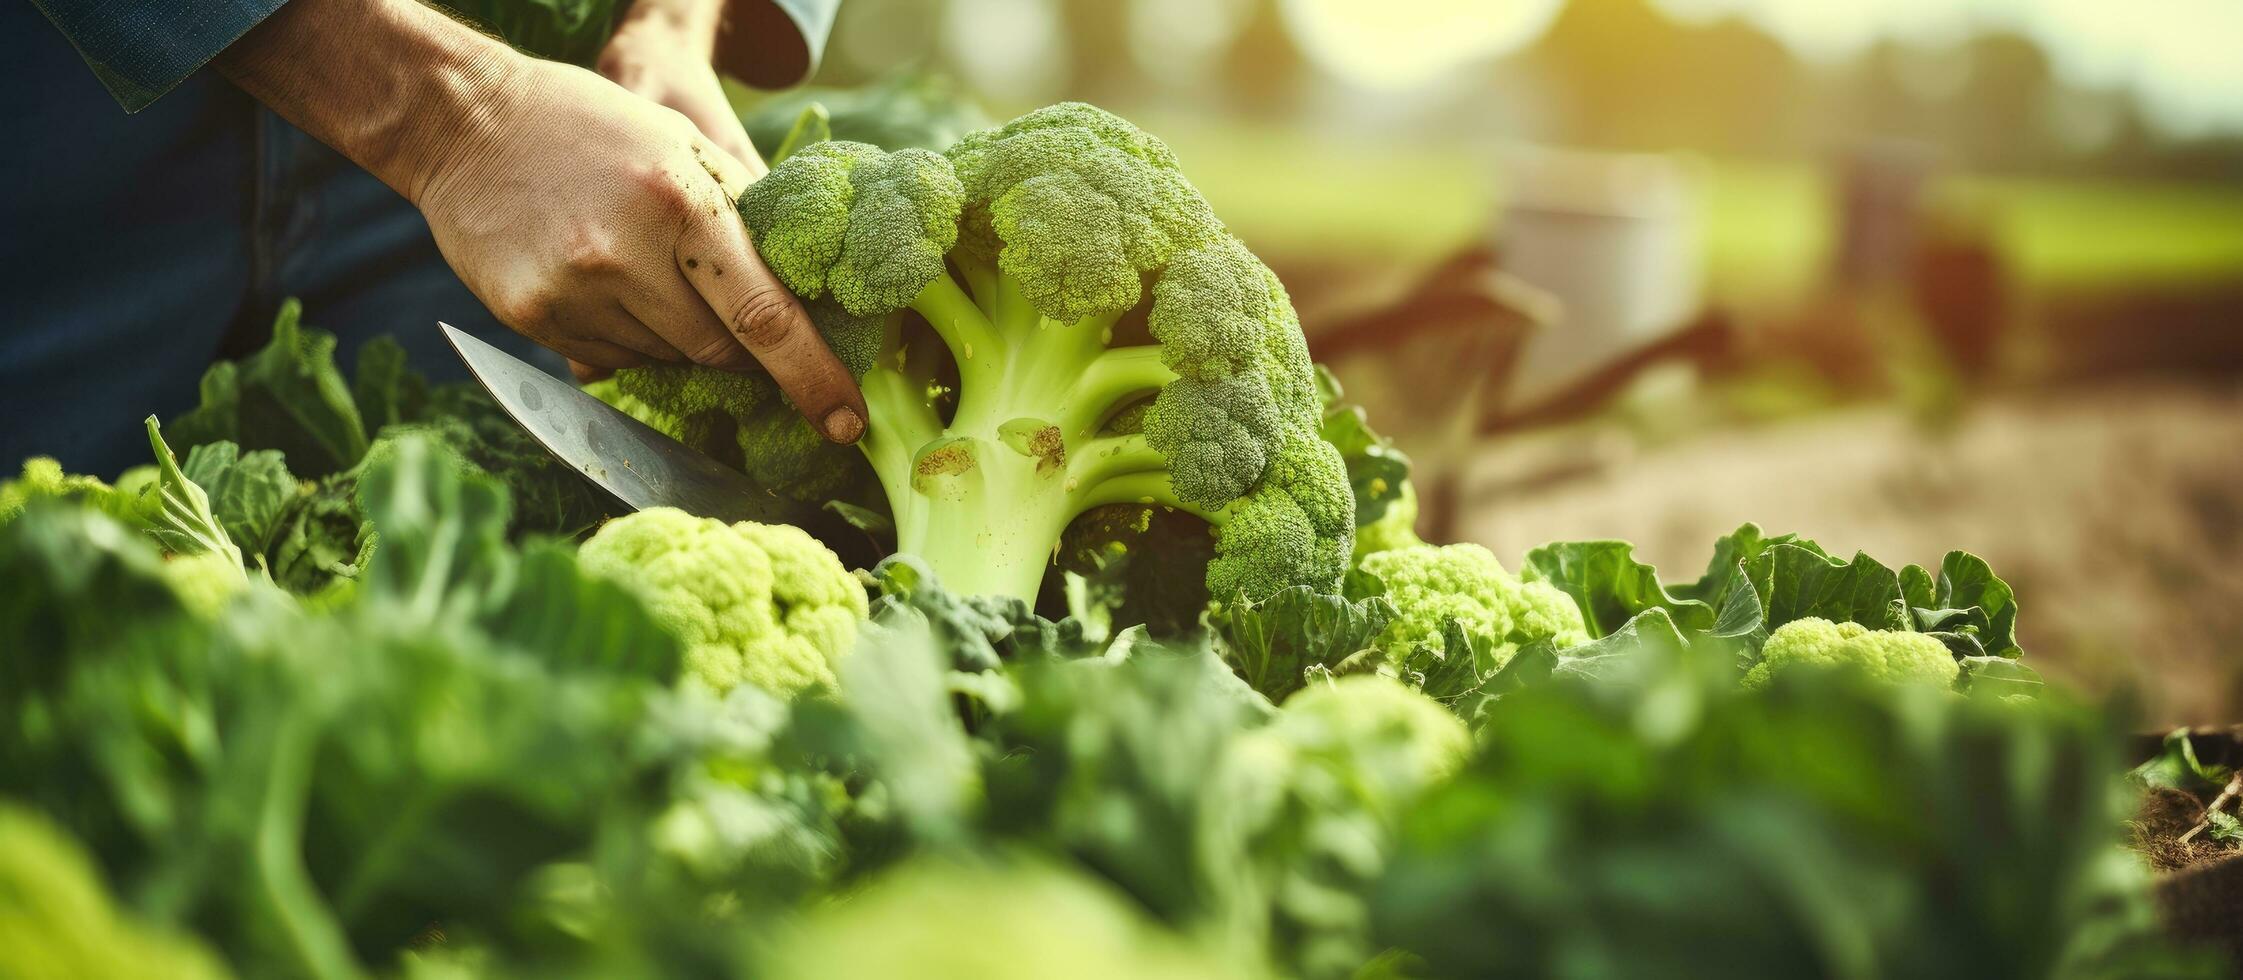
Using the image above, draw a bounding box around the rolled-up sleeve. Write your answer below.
[722,0,840,89]
[29,0,290,112]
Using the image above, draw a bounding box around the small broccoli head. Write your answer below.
[1352,542,1592,671]
[578,508,867,698]
[947,102,1224,322]
[1742,617,1961,691]
[739,141,965,316]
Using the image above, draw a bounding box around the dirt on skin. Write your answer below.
[1452,379,2243,725]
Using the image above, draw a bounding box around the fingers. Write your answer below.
[551,337,649,372]
[685,104,765,181]
[621,280,759,373]
[674,206,867,444]
[568,359,614,384]
[525,302,679,372]
[690,132,758,201]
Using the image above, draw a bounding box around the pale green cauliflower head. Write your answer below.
[1742,617,1960,691]
[761,856,1256,980]
[1354,542,1591,670]
[578,508,867,698]
[1276,674,1472,801]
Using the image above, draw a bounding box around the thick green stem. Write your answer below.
[909,273,1001,390]
[1062,346,1175,439]
[888,437,1079,600]
[863,274,1179,601]
[1068,434,1167,488]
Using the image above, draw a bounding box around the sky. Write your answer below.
[1283,0,2243,135]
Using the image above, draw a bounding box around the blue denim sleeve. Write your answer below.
[28,0,289,113]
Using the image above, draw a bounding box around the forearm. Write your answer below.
[621,0,725,56]
[213,0,518,206]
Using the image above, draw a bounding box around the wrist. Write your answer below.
[216,0,525,205]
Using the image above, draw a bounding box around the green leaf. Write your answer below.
[140,418,245,576]
[2129,729,2233,795]
[1320,404,1412,528]
[1744,544,1909,635]
[771,103,834,164]
[1958,656,2044,699]
[266,474,371,595]
[181,441,298,559]
[168,300,369,477]
[432,0,621,66]
[1912,551,2023,659]
[351,335,429,435]
[1212,586,1397,700]
[1522,539,1718,638]
[824,499,895,539]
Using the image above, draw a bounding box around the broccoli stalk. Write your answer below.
[850,269,1194,599]
[613,104,1353,603]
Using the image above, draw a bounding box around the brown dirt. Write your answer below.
[1451,379,2243,726]
[2135,787,2243,874]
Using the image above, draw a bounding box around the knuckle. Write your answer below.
[560,226,624,277]
[491,289,556,333]
[725,286,800,350]
[683,334,755,370]
[631,164,692,216]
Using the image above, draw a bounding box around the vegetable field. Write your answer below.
[7,102,2240,979]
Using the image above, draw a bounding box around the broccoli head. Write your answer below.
[1350,542,1591,672]
[598,103,1352,603]
[578,508,867,697]
[1742,617,1961,691]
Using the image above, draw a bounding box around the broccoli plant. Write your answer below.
[613,104,1352,602]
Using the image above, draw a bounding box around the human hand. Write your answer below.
[215,0,864,442]
[596,0,765,178]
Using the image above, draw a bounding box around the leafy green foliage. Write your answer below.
[1211,585,1396,699]
[0,423,2216,978]
[434,0,619,67]
[1520,523,2037,696]
[0,806,232,980]
[171,300,369,476]
[741,74,994,156]
[1373,664,2219,980]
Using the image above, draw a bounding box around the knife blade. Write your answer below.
[440,323,808,527]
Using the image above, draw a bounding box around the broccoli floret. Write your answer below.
[1351,542,1591,671]
[578,508,867,697]
[1742,617,1961,691]
[605,103,1352,603]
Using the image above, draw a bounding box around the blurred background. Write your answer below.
[737,0,2243,723]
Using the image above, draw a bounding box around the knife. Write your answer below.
[441,322,812,528]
